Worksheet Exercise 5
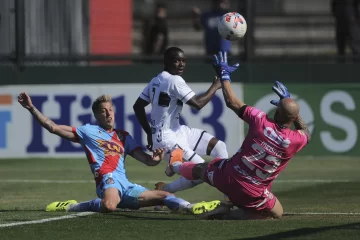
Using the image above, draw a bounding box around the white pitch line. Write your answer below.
[0,212,95,228]
[1,211,359,228]
[0,179,356,184]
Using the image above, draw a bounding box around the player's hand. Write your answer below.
[18,92,34,110]
[213,51,240,82]
[146,134,153,151]
[152,148,165,161]
[213,76,222,90]
[270,81,290,106]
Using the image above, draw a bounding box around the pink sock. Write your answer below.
[179,162,196,180]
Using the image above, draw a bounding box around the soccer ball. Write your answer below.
[218,12,247,41]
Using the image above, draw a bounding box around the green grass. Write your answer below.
[0,157,360,240]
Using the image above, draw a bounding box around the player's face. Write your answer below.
[166,51,186,75]
[94,102,115,131]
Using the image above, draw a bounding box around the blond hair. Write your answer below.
[92,94,113,113]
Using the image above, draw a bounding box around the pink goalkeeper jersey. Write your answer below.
[229,106,308,187]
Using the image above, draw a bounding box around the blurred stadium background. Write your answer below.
[0,0,352,63]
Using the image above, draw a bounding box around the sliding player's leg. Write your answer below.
[137,189,221,215]
[137,190,190,210]
[158,125,228,194]
[47,173,122,213]
[46,188,120,213]
[159,131,206,193]
[169,150,215,182]
[172,157,234,217]
[159,127,229,193]
[154,148,204,213]
[73,173,122,213]
[182,126,230,201]
[161,145,205,193]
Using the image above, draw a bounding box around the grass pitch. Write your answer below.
[0,156,360,240]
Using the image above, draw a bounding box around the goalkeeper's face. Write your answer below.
[94,101,115,131]
[165,51,186,76]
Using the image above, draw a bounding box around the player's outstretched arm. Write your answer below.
[221,81,246,114]
[212,51,245,114]
[18,92,77,142]
[133,98,153,150]
[130,148,164,166]
[293,115,311,142]
[186,76,221,110]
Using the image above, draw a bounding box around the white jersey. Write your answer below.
[139,71,195,133]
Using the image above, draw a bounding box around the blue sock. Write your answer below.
[163,195,190,211]
[68,198,102,212]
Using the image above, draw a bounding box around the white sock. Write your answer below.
[185,203,195,209]
[183,148,205,164]
[163,177,203,193]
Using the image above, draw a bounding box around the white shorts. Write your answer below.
[153,125,214,157]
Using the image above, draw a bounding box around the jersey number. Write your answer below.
[241,143,281,180]
[152,87,170,107]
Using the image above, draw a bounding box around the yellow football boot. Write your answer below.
[45,200,78,212]
[190,200,221,215]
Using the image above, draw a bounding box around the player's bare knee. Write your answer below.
[101,199,118,212]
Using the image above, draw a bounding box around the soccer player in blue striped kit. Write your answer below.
[18,92,220,214]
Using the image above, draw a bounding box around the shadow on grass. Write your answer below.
[110,213,188,220]
[233,222,360,240]
[105,211,192,221]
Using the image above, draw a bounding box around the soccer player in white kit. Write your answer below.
[133,47,229,194]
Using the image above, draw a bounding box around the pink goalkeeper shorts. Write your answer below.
[203,158,277,212]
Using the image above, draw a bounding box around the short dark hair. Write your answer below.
[164,47,183,62]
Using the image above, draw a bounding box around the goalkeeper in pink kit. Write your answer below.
[168,52,311,219]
